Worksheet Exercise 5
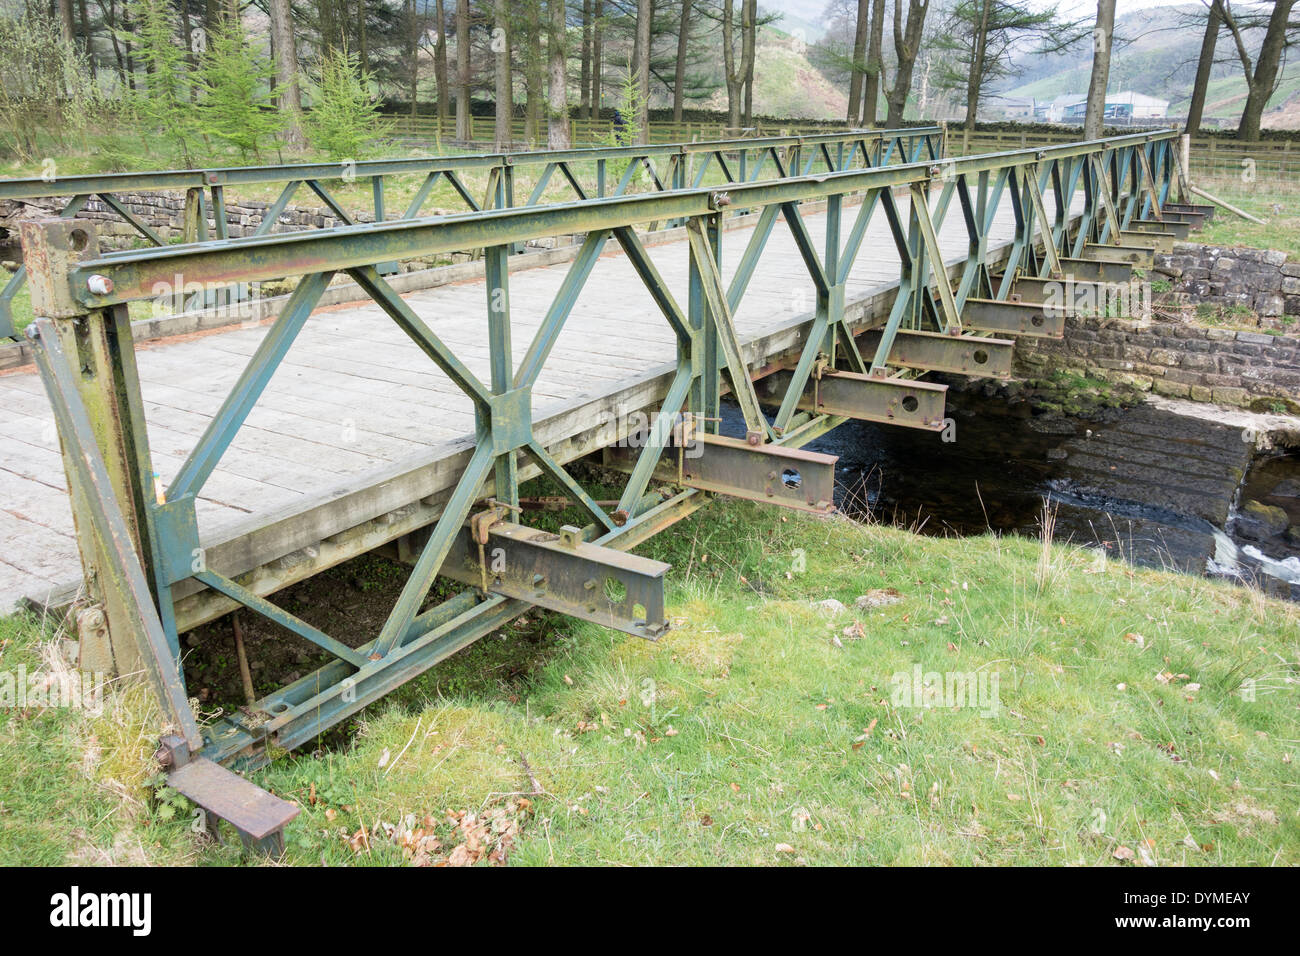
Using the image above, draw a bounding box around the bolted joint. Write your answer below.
[17,218,101,318]
[86,274,114,296]
[709,191,731,210]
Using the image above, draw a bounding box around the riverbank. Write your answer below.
[1,499,1295,865]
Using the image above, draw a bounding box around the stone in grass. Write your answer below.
[811,598,847,615]
[854,588,904,610]
[1287,525,1300,547]
[1236,500,1290,541]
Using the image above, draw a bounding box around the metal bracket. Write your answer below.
[861,328,1015,379]
[962,298,1066,338]
[440,521,671,640]
[681,433,836,513]
[758,368,948,431]
[1081,242,1155,268]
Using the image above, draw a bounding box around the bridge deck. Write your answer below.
[0,193,1054,614]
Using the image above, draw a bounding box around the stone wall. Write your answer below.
[1153,242,1300,323]
[1015,315,1300,411]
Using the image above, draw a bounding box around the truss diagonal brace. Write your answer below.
[439,522,670,640]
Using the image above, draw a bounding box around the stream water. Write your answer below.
[738,387,1300,600]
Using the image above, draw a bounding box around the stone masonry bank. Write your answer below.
[1015,241,1300,411]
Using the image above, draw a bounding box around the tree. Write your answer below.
[1083,0,1115,140]
[494,0,513,148]
[304,45,391,159]
[130,0,200,164]
[455,0,471,140]
[1222,0,1297,141]
[935,0,1073,131]
[633,0,652,142]
[673,0,693,124]
[433,0,450,135]
[268,0,305,147]
[862,0,885,124]
[846,0,869,123]
[1185,0,1223,135]
[0,8,99,161]
[547,0,570,147]
[720,0,756,130]
[884,0,929,126]
[196,19,284,161]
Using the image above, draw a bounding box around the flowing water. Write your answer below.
[735,387,1300,600]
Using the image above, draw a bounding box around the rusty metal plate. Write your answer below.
[1129,218,1191,239]
[1053,258,1133,284]
[167,756,300,840]
[758,368,947,431]
[682,433,837,514]
[1120,230,1174,254]
[1082,242,1155,268]
[962,297,1065,338]
[440,522,670,640]
[1163,202,1215,223]
[866,329,1015,379]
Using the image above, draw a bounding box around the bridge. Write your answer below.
[2,126,1203,850]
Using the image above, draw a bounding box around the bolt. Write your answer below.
[154,745,174,769]
[86,274,113,295]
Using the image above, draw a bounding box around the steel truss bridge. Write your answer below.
[10,126,1207,852]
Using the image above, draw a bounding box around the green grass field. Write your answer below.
[1,500,1295,866]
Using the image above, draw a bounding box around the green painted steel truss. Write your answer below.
[1,127,942,341]
[20,128,1178,780]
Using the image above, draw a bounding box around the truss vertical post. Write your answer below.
[485,244,518,508]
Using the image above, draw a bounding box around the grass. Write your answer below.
[0,499,1296,866]
[1189,174,1300,259]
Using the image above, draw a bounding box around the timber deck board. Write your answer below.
[0,193,1062,613]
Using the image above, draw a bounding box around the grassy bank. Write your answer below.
[1,501,1297,866]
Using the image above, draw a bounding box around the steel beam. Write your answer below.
[757,368,948,431]
[1081,242,1155,268]
[437,521,670,640]
[962,297,1066,338]
[860,328,1015,378]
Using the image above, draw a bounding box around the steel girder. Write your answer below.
[20,129,1178,785]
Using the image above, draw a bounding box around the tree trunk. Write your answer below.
[847,0,869,124]
[455,0,472,141]
[963,0,991,131]
[591,0,603,119]
[672,0,692,124]
[634,0,652,142]
[57,0,75,44]
[1236,0,1294,141]
[861,0,884,125]
[524,2,544,144]
[434,0,449,137]
[1084,0,1115,140]
[742,0,755,126]
[269,0,305,147]
[580,0,592,118]
[885,0,928,127]
[722,0,741,129]
[494,0,512,147]
[1185,0,1221,135]
[547,0,570,147]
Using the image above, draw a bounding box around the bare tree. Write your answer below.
[847,0,869,123]
[884,0,929,126]
[742,0,756,125]
[580,0,593,118]
[721,0,757,129]
[1222,0,1297,141]
[1185,0,1223,135]
[591,0,604,119]
[269,0,304,146]
[1084,0,1115,139]
[547,0,570,147]
[861,0,885,125]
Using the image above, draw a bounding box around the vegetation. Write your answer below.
[1,501,1295,865]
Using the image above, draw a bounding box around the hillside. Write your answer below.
[1004,3,1300,129]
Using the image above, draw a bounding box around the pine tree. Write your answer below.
[128,0,199,165]
[196,21,285,162]
[304,46,392,161]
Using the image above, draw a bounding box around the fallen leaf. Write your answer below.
[774,843,796,854]
[1113,845,1135,862]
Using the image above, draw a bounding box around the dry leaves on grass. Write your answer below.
[345,797,534,866]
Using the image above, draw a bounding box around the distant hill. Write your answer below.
[1001,3,1300,129]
